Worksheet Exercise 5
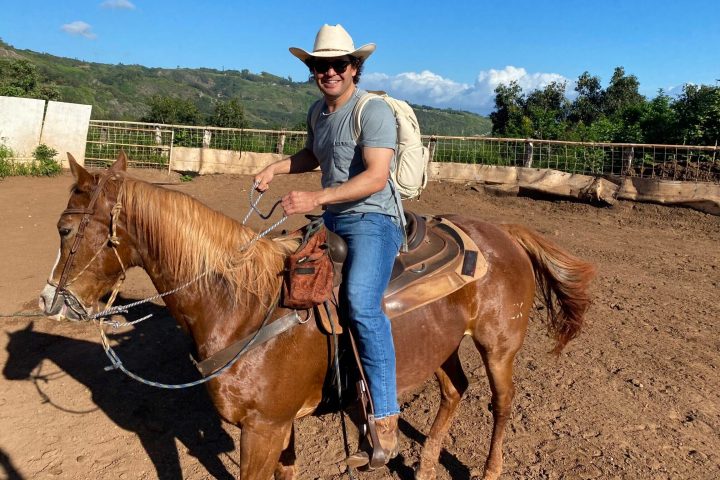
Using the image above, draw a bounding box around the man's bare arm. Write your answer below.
[281,146,393,214]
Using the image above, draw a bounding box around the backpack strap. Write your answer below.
[308,98,324,135]
[351,91,409,251]
[351,92,382,141]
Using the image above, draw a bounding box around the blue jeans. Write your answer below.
[323,211,403,419]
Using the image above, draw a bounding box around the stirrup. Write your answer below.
[345,443,389,471]
[345,416,391,470]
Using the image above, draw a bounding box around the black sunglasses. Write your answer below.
[311,59,351,74]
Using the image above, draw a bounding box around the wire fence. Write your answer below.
[86,120,720,184]
[87,122,174,169]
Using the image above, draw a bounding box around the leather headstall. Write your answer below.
[52,173,117,312]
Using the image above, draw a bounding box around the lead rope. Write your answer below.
[91,182,287,322]
[98,296,280,389]
[92,181,289,389]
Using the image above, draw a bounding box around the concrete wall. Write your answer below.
[168,149,719,215]
[0,96,46,158]
[431,162,719,215]
[41,101,93,167]
[0,96,91,166]
[171,147,285,174]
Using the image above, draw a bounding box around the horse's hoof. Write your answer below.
[273,466,296,480]
[414,465,437,480]
[481,468,501,480]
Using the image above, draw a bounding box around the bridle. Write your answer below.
[51,173,127,320]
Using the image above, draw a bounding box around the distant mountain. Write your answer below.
[0,41,491,135]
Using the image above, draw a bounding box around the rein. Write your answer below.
[58,177,291,388]
[99,295,298,389]
[89,183,287,320]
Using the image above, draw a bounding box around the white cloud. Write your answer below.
[663,84,686,97]
[361,66,571,115]
[61,21,97,40]
[101,0,136,9]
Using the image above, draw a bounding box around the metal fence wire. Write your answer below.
[86,121,720,184]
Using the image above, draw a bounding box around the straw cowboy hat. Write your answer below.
[289,24,375,63]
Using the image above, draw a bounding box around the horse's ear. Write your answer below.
[109,150,128,173]
[68,153,94,192]
[11,321,35,335]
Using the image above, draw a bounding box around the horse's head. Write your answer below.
[3,322,42,380]
[39,152,137,321]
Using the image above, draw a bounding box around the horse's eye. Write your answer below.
[59,227,72,237]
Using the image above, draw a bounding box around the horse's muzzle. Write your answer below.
[39,283,91,321]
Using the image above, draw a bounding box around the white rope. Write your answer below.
[91,182,287,321]
[90,182,292,388]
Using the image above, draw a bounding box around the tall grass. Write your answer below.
[0,144,62,178]
[0,144,14,178]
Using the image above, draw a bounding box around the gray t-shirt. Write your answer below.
[306,89,403,219]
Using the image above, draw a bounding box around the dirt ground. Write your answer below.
[1,169,718,480]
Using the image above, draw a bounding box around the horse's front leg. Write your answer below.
[240,420,293,480]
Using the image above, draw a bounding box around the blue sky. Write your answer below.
[1,0,718,115]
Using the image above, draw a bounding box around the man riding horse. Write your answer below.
[254,24,404,467]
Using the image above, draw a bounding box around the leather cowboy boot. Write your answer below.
[346,414,400,469]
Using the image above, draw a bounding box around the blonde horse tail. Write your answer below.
[502,224,596,355]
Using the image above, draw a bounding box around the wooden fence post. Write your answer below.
[428,137,437,163]
[623,146,634,175]
[276,131,286,155]
[524,141,534,167]
[155,126,164,159]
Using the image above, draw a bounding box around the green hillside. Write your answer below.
[0,40,491,135]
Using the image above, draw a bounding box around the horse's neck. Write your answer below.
[123,181,280,354]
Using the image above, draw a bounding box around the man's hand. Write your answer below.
[253,166,275,192]
[282,190,322,215]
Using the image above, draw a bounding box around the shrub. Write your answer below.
[0,144,14,178]
[31,144,62,176]
[0,143,62,178]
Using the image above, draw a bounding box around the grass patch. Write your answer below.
[0,144,62,178]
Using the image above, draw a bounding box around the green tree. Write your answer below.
[525,81,569,139]
[586,116,620,143]
[490,81,525,136]
[141,95,201,125]
[602,67,645,118]
[673,84,720,145]
[615,103,646,143]
[208,98,247,128]
[639,90,678,144]
[487,67,718,146]
[598,67,647,142]
[569,72,604,125]
[0,58,60,100]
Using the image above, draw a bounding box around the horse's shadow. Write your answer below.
[0,448,23,480]
[3,297,236,480]
[385,419,472,480]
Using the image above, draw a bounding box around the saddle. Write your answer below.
[315,211,487,334]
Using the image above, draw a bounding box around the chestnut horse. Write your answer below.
[39,153,595,479]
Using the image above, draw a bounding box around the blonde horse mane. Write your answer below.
[121,177,299,307]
